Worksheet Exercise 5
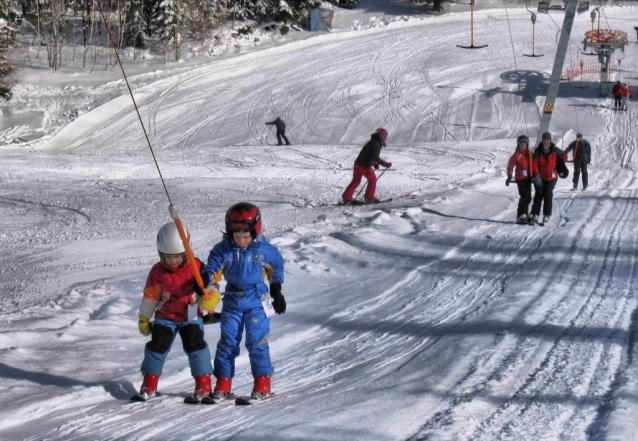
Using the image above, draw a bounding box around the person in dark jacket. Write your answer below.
[563,132,591,191]
[612,81,623,110]
[506,135,534,222]
[265,117,290,146]
[342,128,392,204]
[530,132,568,224]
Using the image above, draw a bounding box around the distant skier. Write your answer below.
[530,132,568,224]
[622,83,632,111]
[612,81,623,110]
[134,222,219,403]
[200,202,285,404]
[342,128,392,204]
[506,135,533,223]
[265,117,291,145]
[563,132,591,191]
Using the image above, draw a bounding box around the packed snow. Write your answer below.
[1,0,638,440]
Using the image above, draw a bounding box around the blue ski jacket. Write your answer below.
[202,234,284,295]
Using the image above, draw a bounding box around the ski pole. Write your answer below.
[95,0,209,301]
[354,167,388,203]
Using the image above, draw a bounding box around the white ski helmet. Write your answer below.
[157,222,189,255]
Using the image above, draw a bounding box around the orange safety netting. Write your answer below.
[563,59,616,82]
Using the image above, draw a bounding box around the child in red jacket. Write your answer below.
[133,222,219,403]
[531,132,568,224]
[506,134,534,222]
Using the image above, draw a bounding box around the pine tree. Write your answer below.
[0,0,17,99]
[124,0,145,46]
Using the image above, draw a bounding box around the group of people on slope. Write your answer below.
[612,81,632,111]
[506,132,590,224]
[136,202,286,404]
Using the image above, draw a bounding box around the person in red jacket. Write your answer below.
[530,132,568,224]
[622,83,632,111]
[133,222,219,403]
[506,134,534,222]
[342,128,392,204]
[612,81,623,110]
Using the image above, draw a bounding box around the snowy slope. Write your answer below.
[1,4,638,440]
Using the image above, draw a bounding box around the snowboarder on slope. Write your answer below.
[342,128,392,204]
[530,132,568,224]
[563,132,591,191]
[506,135,533,222]
[135,222,219,402]
[612,81,623,110]
[265,117,291,145]
[200,202,285,403]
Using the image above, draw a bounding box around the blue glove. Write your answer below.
[534,174,543,189]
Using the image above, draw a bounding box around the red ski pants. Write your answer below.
[343,164,377,201]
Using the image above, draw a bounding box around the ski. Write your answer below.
[339,198,393,206]
[235,393,276,406]
[201,393,236,405]
[130,392,162,402]
[515,221,534,225]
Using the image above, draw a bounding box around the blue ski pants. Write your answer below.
[214,293,273,379]
[141,317,213,377]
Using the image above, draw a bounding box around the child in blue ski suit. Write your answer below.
[201,202,286,402]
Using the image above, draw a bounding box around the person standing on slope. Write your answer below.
[506,135,534,223]
[530,132,568,224]
[134,222,219,403]
[265,117,291,146]
[200,202,285,404]
[621,83,632,111]
[342,128,392,204]
[612,81,623,110]
[563,132,591,191]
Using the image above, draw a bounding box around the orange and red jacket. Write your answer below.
[533,143,568,182]
[622,85,632,98]
[613,83,623,97]
[139,259,204,322]
[507,147,534,181]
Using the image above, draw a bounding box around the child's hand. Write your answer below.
[138,315,151,336]
[270,283,286,314]
[200,289,221,312]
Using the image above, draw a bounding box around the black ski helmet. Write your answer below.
[225,202,262,239]
[517,135,529,145]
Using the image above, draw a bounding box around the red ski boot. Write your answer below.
[184,374,211,404]
[202,377,232,405]
[235,375,274,405]
[131,373,159,402]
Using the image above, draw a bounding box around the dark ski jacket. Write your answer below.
[355,133,389,168]
[266,118,286,132]
[564,139,591,165]
[507,146,533,181]
[533,142,568,182]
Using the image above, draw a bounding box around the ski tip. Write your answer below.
[235,393,276,405]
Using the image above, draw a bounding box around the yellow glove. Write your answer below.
[200,289,221,312]
[138,315,151,336]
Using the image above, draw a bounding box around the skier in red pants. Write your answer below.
[342,128,392,204]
